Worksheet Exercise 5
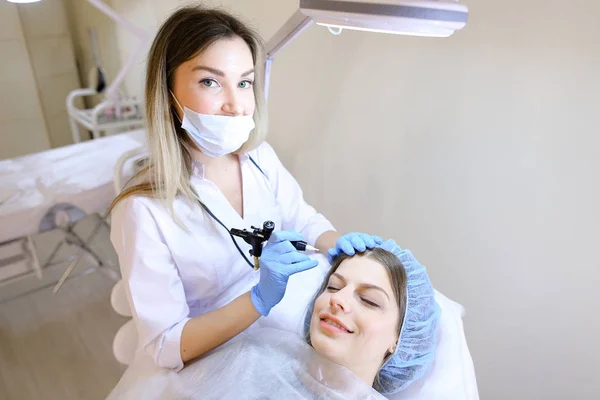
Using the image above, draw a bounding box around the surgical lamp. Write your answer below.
[264,0,469,98]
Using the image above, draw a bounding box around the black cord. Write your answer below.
[196,200,255,269]
[190,157,267,270]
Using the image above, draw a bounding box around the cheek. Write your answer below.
[173,79,220,115]
[311,295,328,321]
[243,91,256,114]
[184,92,221,114]
[309,295,329,331]
[358,312,398,344]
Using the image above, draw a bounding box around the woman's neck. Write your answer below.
[346,364,379,390]
[189,146,235,172]
[307,352,379,395]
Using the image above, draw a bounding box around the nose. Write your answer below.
[330,291,351,313]
[221,87,244,116]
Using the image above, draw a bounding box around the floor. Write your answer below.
[0,215,128,400]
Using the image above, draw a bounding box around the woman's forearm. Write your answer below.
[315,230,339,256]
[180,291,260,363]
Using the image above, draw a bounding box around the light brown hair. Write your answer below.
[306,248,408,391]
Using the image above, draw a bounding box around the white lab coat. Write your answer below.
[110,141,335,371]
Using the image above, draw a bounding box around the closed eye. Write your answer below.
[361,298,380,308]
[326,286,340,292]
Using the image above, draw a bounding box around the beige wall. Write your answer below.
[98,0,600,398]
[0,0,81,158]
[0,2,50,158]
[18,0,80,149]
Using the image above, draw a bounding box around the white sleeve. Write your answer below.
[253,142,336,246]
[110,197,190,370]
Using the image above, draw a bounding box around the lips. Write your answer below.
[320,314,353,333]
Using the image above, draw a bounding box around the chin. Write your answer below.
[310,328,344,363]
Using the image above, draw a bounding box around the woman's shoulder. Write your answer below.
[112,193,160,215]
[110,193,179,231]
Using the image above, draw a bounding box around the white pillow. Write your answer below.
[387,290,480,400]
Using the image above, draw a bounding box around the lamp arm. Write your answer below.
[86,0,149,101]
[263,9,313,101]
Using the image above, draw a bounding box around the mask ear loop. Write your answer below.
[169,90,194,158]
[169,90,185,123]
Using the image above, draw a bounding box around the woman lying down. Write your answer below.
[108,240,440,399]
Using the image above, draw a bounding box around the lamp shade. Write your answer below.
[300,0,468,37]
[6,0,42,3]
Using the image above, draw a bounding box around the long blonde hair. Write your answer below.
[110,6,267,221]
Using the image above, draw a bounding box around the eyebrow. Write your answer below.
[332,273,390,300]
[191,65,255,77]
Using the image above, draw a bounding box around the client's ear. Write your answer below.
[388,341,398,354]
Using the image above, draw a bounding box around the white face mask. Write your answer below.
[171,93,255,158]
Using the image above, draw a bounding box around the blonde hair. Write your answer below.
[110,6,267,222]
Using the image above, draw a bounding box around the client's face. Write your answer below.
[309,256,399,383]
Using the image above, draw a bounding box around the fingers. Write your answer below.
[329,233,385,263]
[287,259,319,275]
[279,251,310,265]
[338,238,356,256]
[359,233,384,249]
[349,235,367,252]
[269,240,296,254]
[327,248,337,263]
[269,230,302,244]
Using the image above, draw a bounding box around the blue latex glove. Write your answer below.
[327,232,384,263]
[251,230,319,316]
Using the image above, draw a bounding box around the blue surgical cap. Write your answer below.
[376,239,441,394]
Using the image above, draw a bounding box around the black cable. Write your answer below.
[196,200,255,269]
[191,156,266,270]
